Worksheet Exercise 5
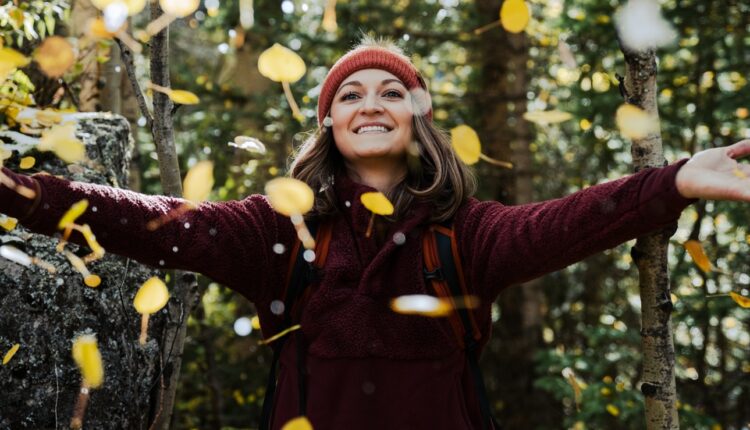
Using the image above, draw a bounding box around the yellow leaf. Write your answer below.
[684,240,711,273]
[281,416,313,430]
[34,36,75,78]
[39,123,86,163]
[615,104,659,140]
[167,89,200,105]
[523,110,573,125]
[730,292,750,309]
[500,0,530,34]
[133,277,170,315]
[251,315,261,330]
[0,215,18,231]
[360,192,394,216]
[450,125,481,165]
[183,161,214,203]
[258,44,306,83]
[159,0,200,18]
[3,343,20,365]
[0,47,30,78]
[265,178,315,217]
[606,404,620,417]
[72,334,104,389]
[19,156,35,169]
[58,199,89,230]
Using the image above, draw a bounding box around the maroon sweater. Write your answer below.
[0,162,692,429]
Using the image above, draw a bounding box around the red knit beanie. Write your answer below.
[317,45,433,126]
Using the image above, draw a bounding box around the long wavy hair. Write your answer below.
[290,40,476,223]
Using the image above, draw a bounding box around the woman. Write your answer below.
[1,38,749,429]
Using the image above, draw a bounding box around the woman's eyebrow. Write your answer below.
[335,79,406,96]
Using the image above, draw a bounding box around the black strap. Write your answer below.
[259,220,318,430]
[432,226,499,430]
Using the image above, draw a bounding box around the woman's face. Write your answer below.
[329,68,414,166]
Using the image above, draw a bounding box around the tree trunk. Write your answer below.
[472,0,550,428]
[619,46,679,429]
[70,0,101,112]
[0,115,163,429]
[146,4,202,429]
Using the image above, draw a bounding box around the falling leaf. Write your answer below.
[322,0,338,33]
[615,104,659,139]
[730,292,750,309]
[0,215,18,231]
[0,245,32,267]
[34,36,75,78]
[258,44,306,83]
[615,0,677,51]
[265,178,315,217]
[2,343,20,365]
[500,0,530,34]
[19,156,35,169]
[683,240,711,273]
[0,47,30,79]
[251,315,261,330]
[167,89,200,105]
[159,0,200,17]
[133,277,170,315]
[523,110,573,125]
[39,123,86,163]
[72,334,104,388]
[58,199,89,230]
[230,136,266,154]
[360,192,394,216]
[282,416,313,430]
[183,161,214,203]
[450,125,481,165]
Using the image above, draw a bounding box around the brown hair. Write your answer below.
[289,39,476,223]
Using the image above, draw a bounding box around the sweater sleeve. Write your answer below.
[0,167,293,304]
[455,160,696,300]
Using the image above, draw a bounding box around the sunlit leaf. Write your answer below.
[34,36,75,78]
[133,277,170,315]
[58,199,89,230]
[730,292,750,309]
[523,110,573,125]
[500,0,530,34]
[265,178,314,217]
[159,0,200,18]
[167,89,200,105]
[229,136,266,154]
[450,125,481,165]
[683,240,711,273]
[183,161,214,203]
[258,44,306,83]
[615,104,659,139]
[390,295,451,317]
[2,343,20,365]
[19,156,35,169]
[615,0,677,51]
[360,192,394,216]
[72,334,104,389]
[281,416,313,430]
[606,404,620,417]
[39,123,86,163]
[0,215,18,231]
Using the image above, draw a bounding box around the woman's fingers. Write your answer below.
[725,139,750,159]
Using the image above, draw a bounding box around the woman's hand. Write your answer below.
[676,139,750,201]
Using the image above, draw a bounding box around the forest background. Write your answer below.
[0,0,749,429]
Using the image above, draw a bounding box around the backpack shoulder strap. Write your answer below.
[260,218,333,430]
[423,220,498,430]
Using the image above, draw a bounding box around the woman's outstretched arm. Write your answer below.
[0,167,294,303]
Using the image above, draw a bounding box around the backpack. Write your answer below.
[259,219,498,430]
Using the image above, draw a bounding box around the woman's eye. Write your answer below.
[384,90,403,98]
[341,92,359,101]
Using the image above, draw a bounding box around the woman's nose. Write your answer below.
[360,93,383,114]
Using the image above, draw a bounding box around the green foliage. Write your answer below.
[0,0,68,47]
